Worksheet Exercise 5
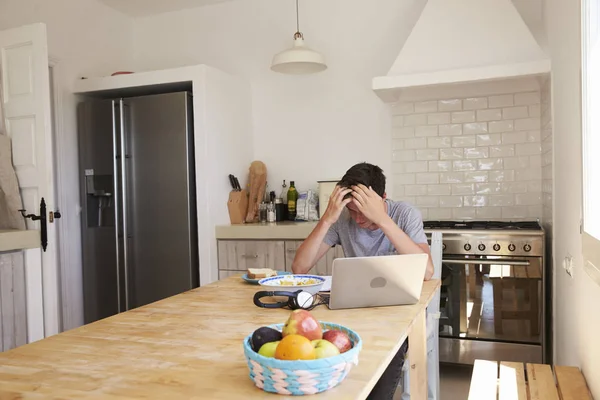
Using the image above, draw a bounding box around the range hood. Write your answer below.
[373,0,550,100]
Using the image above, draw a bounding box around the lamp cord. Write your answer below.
[296,0,300,33]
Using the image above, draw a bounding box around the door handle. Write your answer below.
[19,198,48,251]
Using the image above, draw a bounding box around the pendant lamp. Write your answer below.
[271,0,327,74]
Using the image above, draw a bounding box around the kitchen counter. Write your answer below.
[0,229,39,252]
[216,221,318,240]
[0,275,440,399]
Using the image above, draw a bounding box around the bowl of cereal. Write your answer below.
[258,274,325,295]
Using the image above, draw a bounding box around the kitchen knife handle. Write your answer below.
[111,100,122,313]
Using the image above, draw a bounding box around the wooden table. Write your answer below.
[0,276,440,399]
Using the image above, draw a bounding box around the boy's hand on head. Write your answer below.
[350,184,388,225]
[321,185,353,226]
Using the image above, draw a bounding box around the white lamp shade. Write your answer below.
[271,36,327,74]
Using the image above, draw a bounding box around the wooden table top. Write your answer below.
[0,276,440,399]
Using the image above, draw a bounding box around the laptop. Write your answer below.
[327,253,429,310]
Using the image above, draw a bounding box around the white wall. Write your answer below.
[545,0,600,396]
[0,0,135,330]
[132,0,428,195]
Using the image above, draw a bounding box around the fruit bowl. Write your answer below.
[258,274,325,295]
[243,322,362,395]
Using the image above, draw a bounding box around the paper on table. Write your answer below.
[320,276,332,292]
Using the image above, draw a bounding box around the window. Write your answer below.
[582,0,600,286]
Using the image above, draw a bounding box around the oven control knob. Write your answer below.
[508,243,516,252]
[442,243,447,251]
[464,243,472,251]
[478,244,486,251]
[493,244,501,251]
[524,244,532,252]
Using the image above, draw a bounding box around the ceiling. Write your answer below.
[98,0,236,17]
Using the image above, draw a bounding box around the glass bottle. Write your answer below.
[267,202,276,223]
[287,181,298,221]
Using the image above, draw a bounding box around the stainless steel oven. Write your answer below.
[425,221,546,365]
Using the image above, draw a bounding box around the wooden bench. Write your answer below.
[468,359,593,400]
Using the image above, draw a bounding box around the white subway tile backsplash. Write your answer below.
[393,185,405,197]
[392,139,404,150]
[526,130,541,142]
[419,208,429,220]
[440,172,464,183]
[415,101,438,113]
[528,205,543,218]
[478,158,503,170]
[475,183,502,194]
[428,112,451,125]
[503,156,530,169]
[404,137,427,149]
[392,127,415,138]
[489,145,515,158]
[396,174,416,185]
[502,206,529,219]
[452,111,476,123]
[464,195,488,207]
[405,185,427,196]
[477,109,503,122]
[453,160,478,171]
[440,148,464,160]
[438,99,462,111]
[405,161,429,173]
[503,106,529,119]
[477,134,502,146]
[416,149,440,161]
[529,104,541,117]
[393,102,414,115]
[452,136,477,147]
[489,120,514,133]
[476,207,503,219]
[452,183,476,195]
[416,173,440,184]
[453,207,477,220]
[515,193,542,206]
[392,163,406,173]
[429,208,453,219]
[427,184,452,196]
[516,143,542,156]
[392,116,404,127]
[515,118,541,131]
[464,97,488,110]
[502,132,527,144]
[402,196,416,204]
[530,154,542,168]
[464,122,488,135]
[416,125,438,137]
[429,161,452,171]
[416,196,439,208]
[464,147,489,159]
[464,171,489,182]
[502,182,528,193]
[439,196,463,208]
[489,194,515,206]
[439,124,463,136]
[489,94,514,108]
[514,92,540,106]
[392,150,416,162]
[427,137,452,149]
[404,114,428,126]
[528,181,542,192]
[489,170,515,182]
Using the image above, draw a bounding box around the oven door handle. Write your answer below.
[442,259,531,266]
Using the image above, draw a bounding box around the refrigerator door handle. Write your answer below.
[119,99,130,311]
[111,100,122,313]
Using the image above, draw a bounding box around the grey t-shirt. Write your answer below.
[323,199,427,257]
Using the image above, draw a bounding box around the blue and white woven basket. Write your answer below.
[243,322,362,396]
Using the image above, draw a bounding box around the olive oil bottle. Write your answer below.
[287,181,298,221]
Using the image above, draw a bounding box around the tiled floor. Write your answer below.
[392,363,473,400]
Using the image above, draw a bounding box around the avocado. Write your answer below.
[251,327,283,352]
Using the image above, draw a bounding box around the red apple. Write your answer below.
[322,330,353,353]
[282,310,323,341]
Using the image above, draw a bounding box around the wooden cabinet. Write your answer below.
[217,239,344,277]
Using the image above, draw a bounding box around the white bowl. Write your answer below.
[258,274,325,295]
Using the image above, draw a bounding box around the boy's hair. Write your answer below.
[338,162,386,197]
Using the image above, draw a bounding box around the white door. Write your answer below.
[0,23,60,342]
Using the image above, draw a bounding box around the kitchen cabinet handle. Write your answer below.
[286,249,297,253]
[442,259,530,266]
[241,254,259,259]
[120,99,130,311]
[111,100,121,313]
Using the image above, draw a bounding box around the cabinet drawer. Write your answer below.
[284,241,344,275]
[217,240,285,271]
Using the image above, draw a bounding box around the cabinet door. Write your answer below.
[217,240,285,271]
[218,270,241,280]
[325,245,346,275]
[284,241,342,275]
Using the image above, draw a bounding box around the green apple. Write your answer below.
[258,341,280,358]
[311,339,340,359]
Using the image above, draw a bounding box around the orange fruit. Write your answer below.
[274,334,316,360]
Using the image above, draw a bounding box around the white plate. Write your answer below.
[258,274,325,295]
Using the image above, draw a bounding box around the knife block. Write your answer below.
[227,190,249,224]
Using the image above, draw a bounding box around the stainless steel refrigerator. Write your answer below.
[78,92,199,324]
